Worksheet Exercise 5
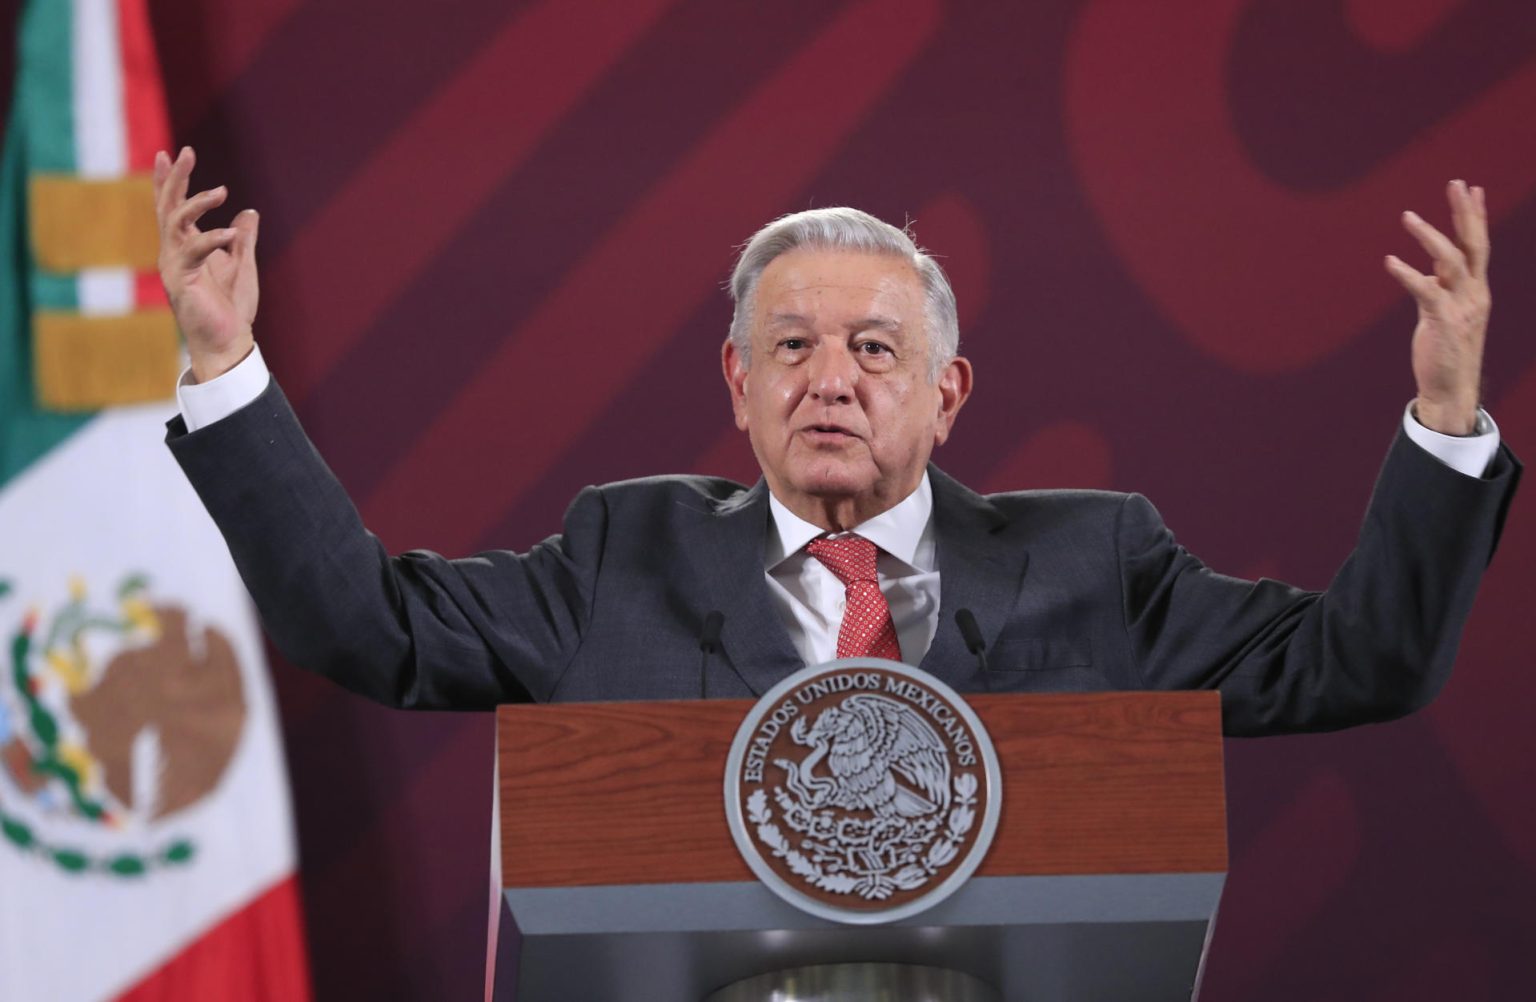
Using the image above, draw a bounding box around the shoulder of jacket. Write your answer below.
[980,487,1135,516]
[586,473,753,507]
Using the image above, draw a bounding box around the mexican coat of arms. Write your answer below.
[725,659,1001,924]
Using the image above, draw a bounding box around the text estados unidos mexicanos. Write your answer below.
[740,672,978,783]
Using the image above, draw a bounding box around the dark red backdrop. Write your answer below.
[16,1,1536,998]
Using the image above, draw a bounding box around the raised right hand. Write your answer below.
[153,146,259,382]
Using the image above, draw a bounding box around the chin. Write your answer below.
[791,464,876,500]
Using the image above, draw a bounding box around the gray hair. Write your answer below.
[727,207,959,380]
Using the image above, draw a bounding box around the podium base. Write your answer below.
[703,963,1000,1002]
[502,873,1224,1001]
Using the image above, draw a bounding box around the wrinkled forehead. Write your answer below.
[752,248,926,334]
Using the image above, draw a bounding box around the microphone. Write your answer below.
[698,611,725,699]
[955,609,989,673]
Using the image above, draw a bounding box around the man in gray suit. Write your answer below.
[152,147,1517,736]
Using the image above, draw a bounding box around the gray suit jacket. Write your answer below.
[166,379,1519,736]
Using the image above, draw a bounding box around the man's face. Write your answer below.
[723,248,972,529]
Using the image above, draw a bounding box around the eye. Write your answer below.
[856,340,891,356]
[779,338,808,351]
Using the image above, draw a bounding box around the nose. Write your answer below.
[807,342,857,404]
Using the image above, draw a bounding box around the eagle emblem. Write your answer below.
[726,660,1000,924]
[777,694,950,820]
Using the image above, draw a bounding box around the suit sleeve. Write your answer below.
[1119,429,1520,736]
[165,378,602,710]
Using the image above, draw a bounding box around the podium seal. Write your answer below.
[724,659,1002,924]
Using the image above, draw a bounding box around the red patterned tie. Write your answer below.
[806,534,903,661]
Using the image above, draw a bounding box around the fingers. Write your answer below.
[155,147,202,246]
[176,227,239,272]
[154,148,183,230]
[169,146,193,216]
[231,207,258,240]
[1401,209,1468,285]
[1447,178,1490,280]
[1384,253,1442,310]
[154,146,194,223]
[231,208,259,263]
[167,184,228,234]
[1398,179,1492,289]
[152,146,259,272]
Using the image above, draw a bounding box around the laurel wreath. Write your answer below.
[0,802,195,876]
[748,772,980,900]
[0,576,197,877]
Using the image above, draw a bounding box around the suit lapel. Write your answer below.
[920,465,1029,687]
[681,468,1029,695]
[685,479,803,696]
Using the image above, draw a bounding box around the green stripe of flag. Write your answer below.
[31,270,79,312]
[17,0,75,173]
[1,0,92,484]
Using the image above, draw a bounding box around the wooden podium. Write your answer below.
[489,691,1227,1001]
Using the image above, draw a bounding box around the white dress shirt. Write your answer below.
[178,347,1504,666]
[766,475,940,667]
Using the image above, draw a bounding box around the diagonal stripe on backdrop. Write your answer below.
[151,0,302,132]
[291,0,834,516]
[171,0,515,267]
[265,0,682,404]
[1065,0,1536,374]
[364,0,944,554]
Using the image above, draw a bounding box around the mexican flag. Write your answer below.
[0,2,310,999]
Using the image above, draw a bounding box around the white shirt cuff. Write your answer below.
[177,344,271,432]
[1401,402,1500,479]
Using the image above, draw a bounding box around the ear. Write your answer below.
[722,338,750,431]
[932,355,973,447]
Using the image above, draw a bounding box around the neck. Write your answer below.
[792,499,882,533]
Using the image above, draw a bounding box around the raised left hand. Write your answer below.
[1384,179,1490,436]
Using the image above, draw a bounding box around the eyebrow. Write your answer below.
[764,312,906,334]
[850,316,903,334]
[765,312,813,330]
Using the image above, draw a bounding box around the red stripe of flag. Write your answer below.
[115,0,171,171]
[135,270,167,309]
[118,0,172,308]
[114,876,312,1002]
